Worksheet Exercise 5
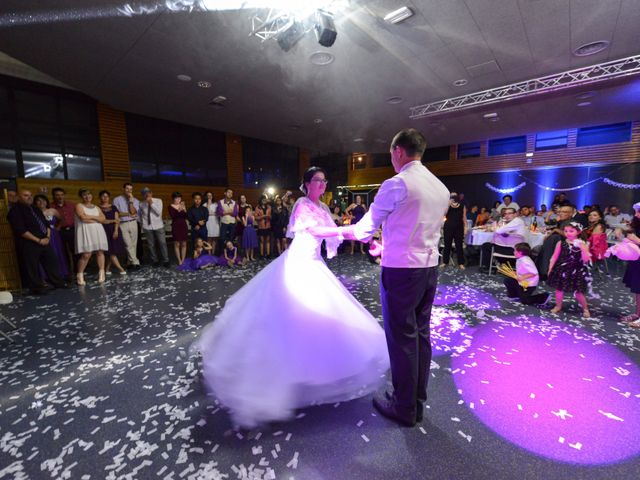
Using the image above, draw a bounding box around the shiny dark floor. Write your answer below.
[0,254,639,480]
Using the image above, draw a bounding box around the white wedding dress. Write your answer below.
[198,197,390,427]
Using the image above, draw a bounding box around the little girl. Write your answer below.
[242,206,258,262]
[547,222,592,317]
[178,238,218,271]
[222,240,245,267]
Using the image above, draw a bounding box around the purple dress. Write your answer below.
[101,206,126,256]
[220,247,244,266]
[45,215,69,278]
[178,251,219,271]
[169,205,189,242]
[242,217,258,250]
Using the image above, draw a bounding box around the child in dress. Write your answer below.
[503,242,550,305]
[242,206,258,262]
[222,240,246,267]
[178,237,218,271]
[547,222,592,317]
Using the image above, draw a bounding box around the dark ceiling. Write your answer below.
[0,0,639,154]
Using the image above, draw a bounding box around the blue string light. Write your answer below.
[486,176,640,194]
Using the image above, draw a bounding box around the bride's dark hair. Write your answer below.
[300,166,326,195]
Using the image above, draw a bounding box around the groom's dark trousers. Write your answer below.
[380,265,439,416]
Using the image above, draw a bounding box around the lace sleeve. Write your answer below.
[286,198,319,238]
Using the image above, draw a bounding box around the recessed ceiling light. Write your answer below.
[386,96,404,104]
[483,112,498,119]
[577,101,592,107]
[576,91,596,100]
[197,81,211,88]
[353,138,364,142]
[313,118,323,124]
[289,125,301,131]
[453,79,468,87]
[573,40,609,57]
[375,138,387,143]
[177,74,191,82]
[384,6,414,24]
[309,51,334,65]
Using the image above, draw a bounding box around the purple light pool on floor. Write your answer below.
[452,317,640,464]
[430,307,474,357]
[434,284,501,310]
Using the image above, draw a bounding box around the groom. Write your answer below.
[342,128,450,427]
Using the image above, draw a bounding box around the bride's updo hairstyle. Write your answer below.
[299,166,327,195]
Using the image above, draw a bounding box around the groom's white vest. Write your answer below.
[381,162,450,268]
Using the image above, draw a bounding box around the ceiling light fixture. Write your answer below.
[314,10,337,47]
[453,79,468,87]
[313,118,323,124]
[197,81,211,88]
[577,101,592,107]
[177,74,192,82]
[353,138,364,142]
[386,96,404,104]
[574,41,610,57]
[576,91,596,100]
[309,51,335,65]
[483,112,498,119]
[384,6,413,24]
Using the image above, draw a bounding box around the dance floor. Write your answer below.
[1,256,639,479]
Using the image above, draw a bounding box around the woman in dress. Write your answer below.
[584,209,608,262]
[98,190,127,276]
[33,194,69,280]
[204,191,220,255]
[255,195,272,259]
[440,192,467,270]
[75,188,108,285]
[621,204,640,328]
[271,195,289,256]
[345,195,368,254]
[241,206,258,262]
[235,194,251,243]
[169,192,189,266]
[198,167,389,428]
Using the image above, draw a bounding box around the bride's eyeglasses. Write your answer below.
[311,179,328,184]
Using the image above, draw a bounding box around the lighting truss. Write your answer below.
[409,54,640,119]
[250,9,297,41]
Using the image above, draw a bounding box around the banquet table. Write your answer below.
[466,229,545,249]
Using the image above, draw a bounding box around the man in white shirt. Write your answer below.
[504,243,550,305]
[496,194,520,214]
[479,208,526,272]
[605,205,632,228]
[138,187,169,267]
[342,128,450,427]
[113,183,141,270]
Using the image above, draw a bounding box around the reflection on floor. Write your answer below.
[0,255,639,479]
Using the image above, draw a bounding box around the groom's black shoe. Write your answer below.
[373,394,416,427]
[384,390,424,422]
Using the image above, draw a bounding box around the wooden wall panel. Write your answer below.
[226,133,244,188]
[97,103,131,182]
[348,120,640,185]
[0,193,21,292]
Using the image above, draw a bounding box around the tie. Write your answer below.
[147,201,152,225]
[31,207,47,235]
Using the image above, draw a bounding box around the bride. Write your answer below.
[198,167,390,428]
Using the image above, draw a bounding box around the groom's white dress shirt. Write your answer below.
[350,160,450,268]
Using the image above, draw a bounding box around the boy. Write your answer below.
[504,242,550,305]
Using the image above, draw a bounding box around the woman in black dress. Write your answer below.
[271,195,289,256]
[621,204,640,327]
[98,190,127,275]
[168,192,189,266]
[441,192,467,269]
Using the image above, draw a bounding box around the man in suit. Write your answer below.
[342,128,450,427]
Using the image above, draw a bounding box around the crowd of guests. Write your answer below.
[440,192,640,325]
[5,183,378,292]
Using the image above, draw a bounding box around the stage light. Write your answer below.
[276,20,305,51]
[267,187,275,195]
[383,6,413,24]
[314,10,337,47]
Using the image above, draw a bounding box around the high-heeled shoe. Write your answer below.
[77,273,86,286]
[98,270,106,283]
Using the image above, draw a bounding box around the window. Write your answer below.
[0,79,102,181]
[243,138,298,188]
[535,130,568,151]
[488,135,527,156]
[351,154,367,170]
[0,149,17,179]
[370,153,390,168]
[127,113,227,185]
[457,141,481,159]
[423,146,450,162]
[576,122,632,147]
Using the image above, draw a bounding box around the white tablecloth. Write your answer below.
[466,229,545,249]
